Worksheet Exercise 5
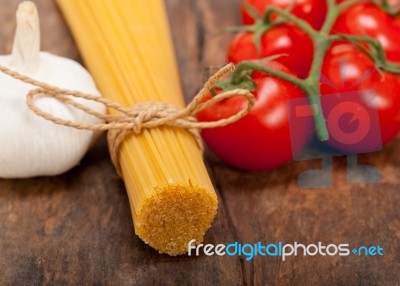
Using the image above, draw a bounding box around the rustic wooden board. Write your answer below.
[0,0,399,285]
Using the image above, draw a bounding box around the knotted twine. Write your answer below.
[0,63,255,176]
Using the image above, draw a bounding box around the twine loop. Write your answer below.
[0,63,255,176]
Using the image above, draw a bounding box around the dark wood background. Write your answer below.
[0,0,399,285]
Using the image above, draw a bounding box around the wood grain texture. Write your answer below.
[0,0,399,285]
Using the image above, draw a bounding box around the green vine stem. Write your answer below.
[263,7,319,39]
[232,61,305,88]
[331,34,400,74]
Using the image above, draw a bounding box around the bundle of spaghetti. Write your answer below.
[56,0,217,255]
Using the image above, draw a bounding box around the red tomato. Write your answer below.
[394,16,400,28]
[197,62,311,171]
[227,23,314,78]
[320,43,400,153]
[241,0,327,29]
[333,3,400,62]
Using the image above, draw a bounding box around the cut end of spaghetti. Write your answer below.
[135,183,218,256]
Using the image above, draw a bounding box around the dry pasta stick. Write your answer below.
[56,0,218,255]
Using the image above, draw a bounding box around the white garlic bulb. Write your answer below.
[0,1,105,178]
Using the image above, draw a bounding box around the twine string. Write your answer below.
[0,63,255,176]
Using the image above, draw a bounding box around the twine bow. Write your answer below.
[0,63,255,176]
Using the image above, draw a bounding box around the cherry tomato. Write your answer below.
[333,3,400,62]
[320,43,400,153]
[227,23,314,78]
[241,0,327,29]
[197,62,312,171]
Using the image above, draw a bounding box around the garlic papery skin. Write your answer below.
[0,1,105,178]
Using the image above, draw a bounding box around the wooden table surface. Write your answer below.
[1,1,399,285]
